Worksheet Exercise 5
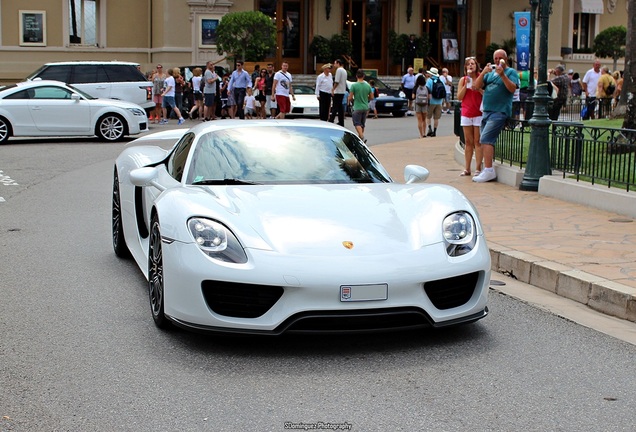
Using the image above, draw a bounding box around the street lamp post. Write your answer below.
[526,0,538,117]
[519,0,553,191]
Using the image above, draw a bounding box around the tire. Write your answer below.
[112,166,130,258]
[149,213,170,329]
[392,111,406,118]
[0,117,11,143]
[96,114,127,141]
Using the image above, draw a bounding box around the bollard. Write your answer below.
[453,100,465,146]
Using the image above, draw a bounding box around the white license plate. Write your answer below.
[384,102,394,107]
[308,107,319,113]
[340,284,388,302]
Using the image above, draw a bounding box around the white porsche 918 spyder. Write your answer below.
[112,120,490,335]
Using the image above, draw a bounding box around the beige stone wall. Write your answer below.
[0,0,629,84]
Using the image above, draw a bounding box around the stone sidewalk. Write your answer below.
[372,135,636,323]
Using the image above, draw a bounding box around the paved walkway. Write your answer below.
[372,135,636,324]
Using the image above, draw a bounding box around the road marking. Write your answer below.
[0,170,19,186]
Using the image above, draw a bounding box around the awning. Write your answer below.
[574,0,604,14]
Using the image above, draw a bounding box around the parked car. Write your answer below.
[25,61,153,111]
[112,120,490,334]
[0,80,147,142]
[288,84,319,117]
[347,76,408,117]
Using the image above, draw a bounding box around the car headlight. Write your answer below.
[398,91,406,98]
[442,212,476,257]
[127,107,146,116]
[187,218,248,263]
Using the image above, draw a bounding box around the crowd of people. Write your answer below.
[146,61,301,124]
[144,55,622,185]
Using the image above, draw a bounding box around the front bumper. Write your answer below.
[161,238,491,334]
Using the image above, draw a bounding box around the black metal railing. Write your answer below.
[550,123,636,191]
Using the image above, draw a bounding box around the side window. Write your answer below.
[32,86,74,100]
[167,133,196,182]
[72,65,99,84]
[104,65,147,82]
[36,66,72,83]
[4,89,33,100]
[69,0,98,46]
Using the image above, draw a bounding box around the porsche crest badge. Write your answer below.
[342,241,354,249]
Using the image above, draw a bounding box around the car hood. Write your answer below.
[165,183,477,256]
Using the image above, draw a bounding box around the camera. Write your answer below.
[491,64,497,70]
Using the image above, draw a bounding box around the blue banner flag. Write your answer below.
[515,12,531,71]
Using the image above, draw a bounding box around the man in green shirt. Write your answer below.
[347,69,374,143]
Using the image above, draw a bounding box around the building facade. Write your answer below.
[0,0,629,83]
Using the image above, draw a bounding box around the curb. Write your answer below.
[490,243,636,322]
[453,140,636,323]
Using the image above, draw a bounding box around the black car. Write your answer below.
[347,76,408,117]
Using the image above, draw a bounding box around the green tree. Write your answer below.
[309,35,332,63]
[388,32,430,72]
[330,32,353,61]
[620,6,634,128]
[215,11,276,62]
[593,25,626,72]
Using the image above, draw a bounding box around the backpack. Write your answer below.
[605,80,616,96]
[374,87,379,98]
[431,77,446,99]
[415,85,428,106]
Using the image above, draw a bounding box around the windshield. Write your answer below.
[185,126,392,185]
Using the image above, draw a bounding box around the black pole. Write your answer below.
[458,2,467,76]
[519,0,553,191]
[528,0,538,97]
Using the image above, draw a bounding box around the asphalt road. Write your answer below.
[1,118,635,431]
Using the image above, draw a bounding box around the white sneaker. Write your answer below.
[472,169,497,183]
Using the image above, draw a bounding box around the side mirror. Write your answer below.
[71,93,81,102]
[404,165,429,184]
[130,167,164,190]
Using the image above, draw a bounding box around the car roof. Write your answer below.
[0,80,74,96]
[41,61,140,66]
[15,80,69,88]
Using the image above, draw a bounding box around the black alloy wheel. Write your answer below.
[112,167,130,258]
[148,214,170,329]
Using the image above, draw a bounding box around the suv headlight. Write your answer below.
[442,212,476,257]
[187,218,248,263]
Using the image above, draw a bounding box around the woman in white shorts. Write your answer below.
[457,57,484,176]
[413,75,429,138]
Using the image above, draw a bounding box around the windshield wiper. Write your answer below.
[191,178,260,185]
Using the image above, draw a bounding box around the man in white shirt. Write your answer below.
[161,68,185,125]
[441,68,453,114]
[315,63,334,122]
[401,67,416,115]
[582,59,602,119]
[329,59,348,126]
[271,61,295,119]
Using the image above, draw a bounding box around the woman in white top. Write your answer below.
[189,67,204,120]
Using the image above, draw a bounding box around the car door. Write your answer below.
[28,85,91,134]
[0,88,40,135]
